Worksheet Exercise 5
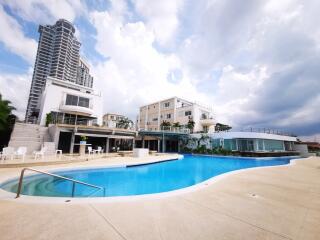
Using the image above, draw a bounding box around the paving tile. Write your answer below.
[295,209,320,240]
[92,197,289,240]
[182,175,310,239]
[0,201,124,240]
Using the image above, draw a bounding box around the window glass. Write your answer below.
[185,111,192,116]
[223,139,237,150]
[257,139,264,151]
[78,97,89,108]
[264,140,283,151]
[66,94,78,106]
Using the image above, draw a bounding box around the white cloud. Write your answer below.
[0,69,32,120]
[133,0,184,46]
[0,5,37,64]
[212,65,268,126]
[2,0,86,24]
[89,3,208,119]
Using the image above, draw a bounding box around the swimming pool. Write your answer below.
[0,155,297,198]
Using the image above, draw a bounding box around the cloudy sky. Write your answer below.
[0,0,319,140]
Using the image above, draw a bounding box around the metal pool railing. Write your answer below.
[15,167,105,198]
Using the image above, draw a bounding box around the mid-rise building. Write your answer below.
[34,77,136,153]
[25,19,92,123]
[138,97,215,133]
[38,77,102,127]
[103,113,133,129]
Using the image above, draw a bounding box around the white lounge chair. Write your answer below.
[94,146,102,154]
[34,147,47,160]
[1,147,15,162]
[14,147,27,162]
[88,146,94,155]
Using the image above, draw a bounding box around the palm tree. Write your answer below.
[0,94,16,150]
[172,122,181,128]
[187,120,195,133]
[117,117,133,129]
[215,123,232,132]
[160,120,171,130]
[0,94,15,131]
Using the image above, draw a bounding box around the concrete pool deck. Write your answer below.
[0,155,319,240]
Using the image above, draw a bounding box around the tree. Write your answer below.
[186,119,195,133]
[160,120,171,129]
[117,117,133,129]
[172,122,181,128]
[45,113,52,127]
[0,94,16,150]
[215,123,232,132]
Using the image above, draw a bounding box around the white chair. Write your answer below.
[14,147,27,162]
[1,147,15,162]
[88,146,94,155]
[34,147,47,160]
[94,146,102,154]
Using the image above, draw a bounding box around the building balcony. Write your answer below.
[200,118,215,126]
[59,104,94,116]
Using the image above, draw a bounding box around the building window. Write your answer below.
[66,94,78,106]
[164,102,170,108]
[65,94,89,108]
[166,114,171,119]
[201,113,208,119]
[185,111,192,116]
[78,97,89,108]
[152,118,158,121]
[264,140,284,151]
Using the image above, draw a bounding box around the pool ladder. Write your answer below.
[15,167,106,198]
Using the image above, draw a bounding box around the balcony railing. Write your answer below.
[59,103,94,115]
[140,126,190,134]
[51,116,94,126]
[239,128,297,137]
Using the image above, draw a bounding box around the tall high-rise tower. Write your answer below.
[76,58,93,88]
[25,19,92,123]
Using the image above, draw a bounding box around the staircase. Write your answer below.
[8,123,52,154]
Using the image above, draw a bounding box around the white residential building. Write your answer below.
[38,76,103,126]
[103,113,133,129]
[138,97,215,133]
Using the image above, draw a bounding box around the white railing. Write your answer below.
[140,126,190,134]
[239,127,296,137]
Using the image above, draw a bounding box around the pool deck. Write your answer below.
[0,155,319,240]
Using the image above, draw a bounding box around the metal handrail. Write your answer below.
[16,167,106,198]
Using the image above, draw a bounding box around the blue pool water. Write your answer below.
[0,155,297,198]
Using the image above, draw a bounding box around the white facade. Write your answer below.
[38,77,103,126]
[210,131,297,142]
[103,113,131,128]
[138,97,215,133]
[191,131,298,152]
